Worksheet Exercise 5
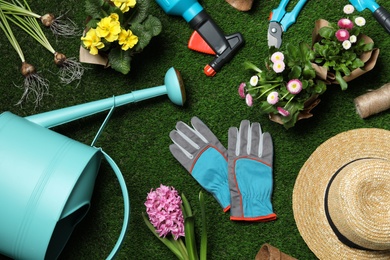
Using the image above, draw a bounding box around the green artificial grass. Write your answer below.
[0,0,389,259]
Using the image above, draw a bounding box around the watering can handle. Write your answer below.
[100,150,130,260]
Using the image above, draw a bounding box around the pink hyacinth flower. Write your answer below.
[238,82,246,98]
[338,18,353,30]
[287,79,303,94]
[267,91,279,105]
[245,93,253,107]
[277,107,290,117]
[272,60,285,73]
[335,29,350,42]
[145,184,185,240]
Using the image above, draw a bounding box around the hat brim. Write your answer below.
[293,128,390,259]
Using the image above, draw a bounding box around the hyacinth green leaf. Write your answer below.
[181,193,199,260]
[142,212,184,260]
[199,191,207,260]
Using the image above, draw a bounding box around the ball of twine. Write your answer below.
[354,83,390,118]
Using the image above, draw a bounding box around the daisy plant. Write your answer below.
[238,42,327,129]
[311,4,374,90]
[143,185,207,260]
[81,0,162,74]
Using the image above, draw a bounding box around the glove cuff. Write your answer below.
[230,212,277,222]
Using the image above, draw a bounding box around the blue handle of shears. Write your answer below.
[271,0,308,31]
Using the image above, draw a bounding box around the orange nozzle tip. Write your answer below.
[268,12,273,21]
[204,65,216,77]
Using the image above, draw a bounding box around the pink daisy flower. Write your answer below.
[271,51,284,63]
[338,18,353,30]
[272,60,285,73]
[335,29,350,42]
[245,94,253,107]
[286,79,303,94]
[238,82,246,98]
[267,91,279,105]
[277,107,290,117]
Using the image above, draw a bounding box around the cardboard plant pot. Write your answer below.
[312,19,380,85]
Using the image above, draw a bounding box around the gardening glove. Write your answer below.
[169,117,230,212]
[228,120,276,221]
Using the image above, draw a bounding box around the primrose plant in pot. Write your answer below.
[81,0,162,74]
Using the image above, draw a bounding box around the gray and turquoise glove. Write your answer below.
[169,117,230,212]
[228,120,276,221]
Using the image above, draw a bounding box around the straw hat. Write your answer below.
[293,128,390,259]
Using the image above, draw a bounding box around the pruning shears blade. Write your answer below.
[267,21,283,48]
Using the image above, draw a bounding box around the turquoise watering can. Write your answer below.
[0,67,186,260]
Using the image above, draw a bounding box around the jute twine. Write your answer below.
[354,83,390,118]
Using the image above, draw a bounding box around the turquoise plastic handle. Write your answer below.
[101,150,130,260]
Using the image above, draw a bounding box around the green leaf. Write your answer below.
[181,194,198,260]
[142,212,184,260]
[243,61,262,73]
[302,63,316,79]
[362,42,374,52]
[84,0,104,18]
[199,191,207,260]
[319,27,335,39]
[352,57,364,69]
[144,15,162,36]
[335,70,348,90]
[128,0,150,24]
[288,65,301,79]
[108,48,131,74]
[259,101,278,114]
[315,79,327,94]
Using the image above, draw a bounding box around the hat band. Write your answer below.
[324,158,376,252]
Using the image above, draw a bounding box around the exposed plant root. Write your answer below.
[41,12,80,37]
[15,72,49,107]
[57,56,85,86]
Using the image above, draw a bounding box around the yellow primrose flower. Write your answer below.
[110,13,119,21]
[118,29,139,51]
[81,28,105,55]
[96,15,121,42]
[111,0,136,13]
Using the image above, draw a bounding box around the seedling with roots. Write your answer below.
[0,0,79,37]
[0,8,49,106]
[7,0,85,85]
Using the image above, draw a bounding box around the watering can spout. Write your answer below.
[25,67,186,128]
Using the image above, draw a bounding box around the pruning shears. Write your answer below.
[268,0,308,48]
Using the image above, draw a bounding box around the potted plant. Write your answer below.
[311,4,379,90]
[238,42,328,129]
[80,0,162,74]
